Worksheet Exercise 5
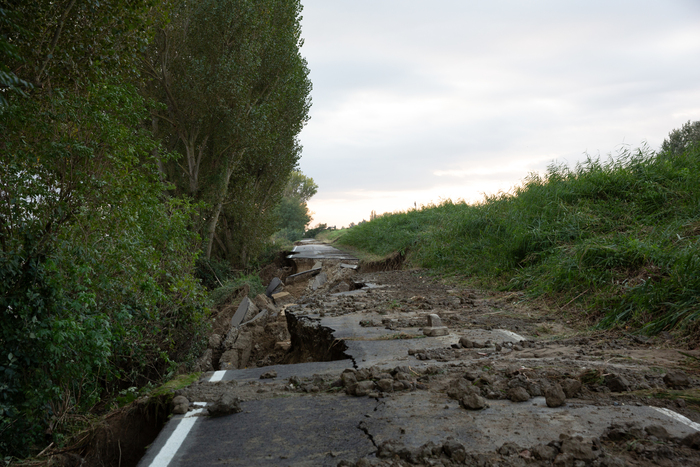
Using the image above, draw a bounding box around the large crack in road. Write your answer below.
[138,240,700,467]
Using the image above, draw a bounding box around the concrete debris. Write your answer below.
[265,277,283,297]
[271,291,294,306]
[664,370,691,389]
[311,272,327,291]
[171,395,189,414]
[207,392,241,417]
[544,382,566,407]
[230,297,258,328]
[423,313,449,336]
[604,373,630,392]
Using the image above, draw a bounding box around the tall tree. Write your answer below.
[143,0,311,263]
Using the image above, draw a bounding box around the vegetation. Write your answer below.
[273,170,318,242]
[339,124,700,335]
[0,0,310,459]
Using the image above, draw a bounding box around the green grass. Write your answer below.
[338,144,700,335]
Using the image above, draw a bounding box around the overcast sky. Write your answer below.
[298,1,700,228]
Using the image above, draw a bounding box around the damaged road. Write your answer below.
[139,240,700,467]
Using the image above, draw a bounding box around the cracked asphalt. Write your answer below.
[139,241,700,467]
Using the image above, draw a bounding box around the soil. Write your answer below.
[176,261,700,466]
[60,248,700,467]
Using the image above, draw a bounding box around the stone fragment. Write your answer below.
[341,371,358,387]
[508,387,530,402]
[664,370,690,389]
[443,440,467,462]
[222,327,239,350]
[645,425,671,441]
[553,452,574,466]
[531,444,558,461]
[560,437,595,461]
[427,314,443,327]
[498,442,522,456]
[377,379,394,393]
[544,382,566,407]
[271,291,294,306]
[459,337,473,348]
[340,263,358,270]
[275,341,291,351]
[219,349,239,369]
[207,392,242,417]
[230,298,257,327]
[681,431,700,450]
[208,334,222,349]
[194,349,213,372]
[423,326,449,337]
[253,294,277,315]
[172,395,189,414]
[461,393,487,410]
[312,272,328,291]
[265,277,283,297]
[330,281,351,294]
[604,373,630,392]
[259,370,277,379]
[560,378,582,398]
[354,380,375,397]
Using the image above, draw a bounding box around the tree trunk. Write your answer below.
[204,149,244,259]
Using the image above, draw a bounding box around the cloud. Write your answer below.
[299,1,700,227]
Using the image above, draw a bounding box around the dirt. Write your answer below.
[67,247,700,467]
[173,259,700,466]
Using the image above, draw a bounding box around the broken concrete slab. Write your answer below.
[423,326,449,337]
[312,272,328,291]
[285,267,322,285]
[423,314,449,336]
[312,261,323,269]
[265,277,283,297]
[230,297,258,328]
[340,263,358,270]
[271,291,294,306]
[252,293,277,315]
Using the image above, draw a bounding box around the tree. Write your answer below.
[661,120,700,157]
[273,170,317,242]
[284,170,319,202]
[143,0,312,262]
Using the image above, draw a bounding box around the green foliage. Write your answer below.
[0,83,208,457]
[209,274,264,307]
[304,223,327,238]
[143,0,312,266]
[660,120,700,158]
[275,196,312,233]
[284,170,318,203]
[340,133,700,335]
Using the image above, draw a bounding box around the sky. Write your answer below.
[297,1,700,228]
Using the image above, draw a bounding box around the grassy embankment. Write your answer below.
[334,144,700,335]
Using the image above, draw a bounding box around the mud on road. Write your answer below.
[164,253,700,467]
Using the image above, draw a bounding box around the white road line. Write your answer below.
[208,370,226,382]
[652,407,700,432]
[147,406,207,467]
[497,329,527,342]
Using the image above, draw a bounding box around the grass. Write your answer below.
[336,143,700,335]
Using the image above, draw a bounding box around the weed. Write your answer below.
[338,134,700,335]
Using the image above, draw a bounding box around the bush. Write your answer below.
[0,84,208,457]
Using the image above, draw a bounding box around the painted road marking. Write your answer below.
[147,404,207,467]
[209,370,226,382]
[652,407,700,432]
